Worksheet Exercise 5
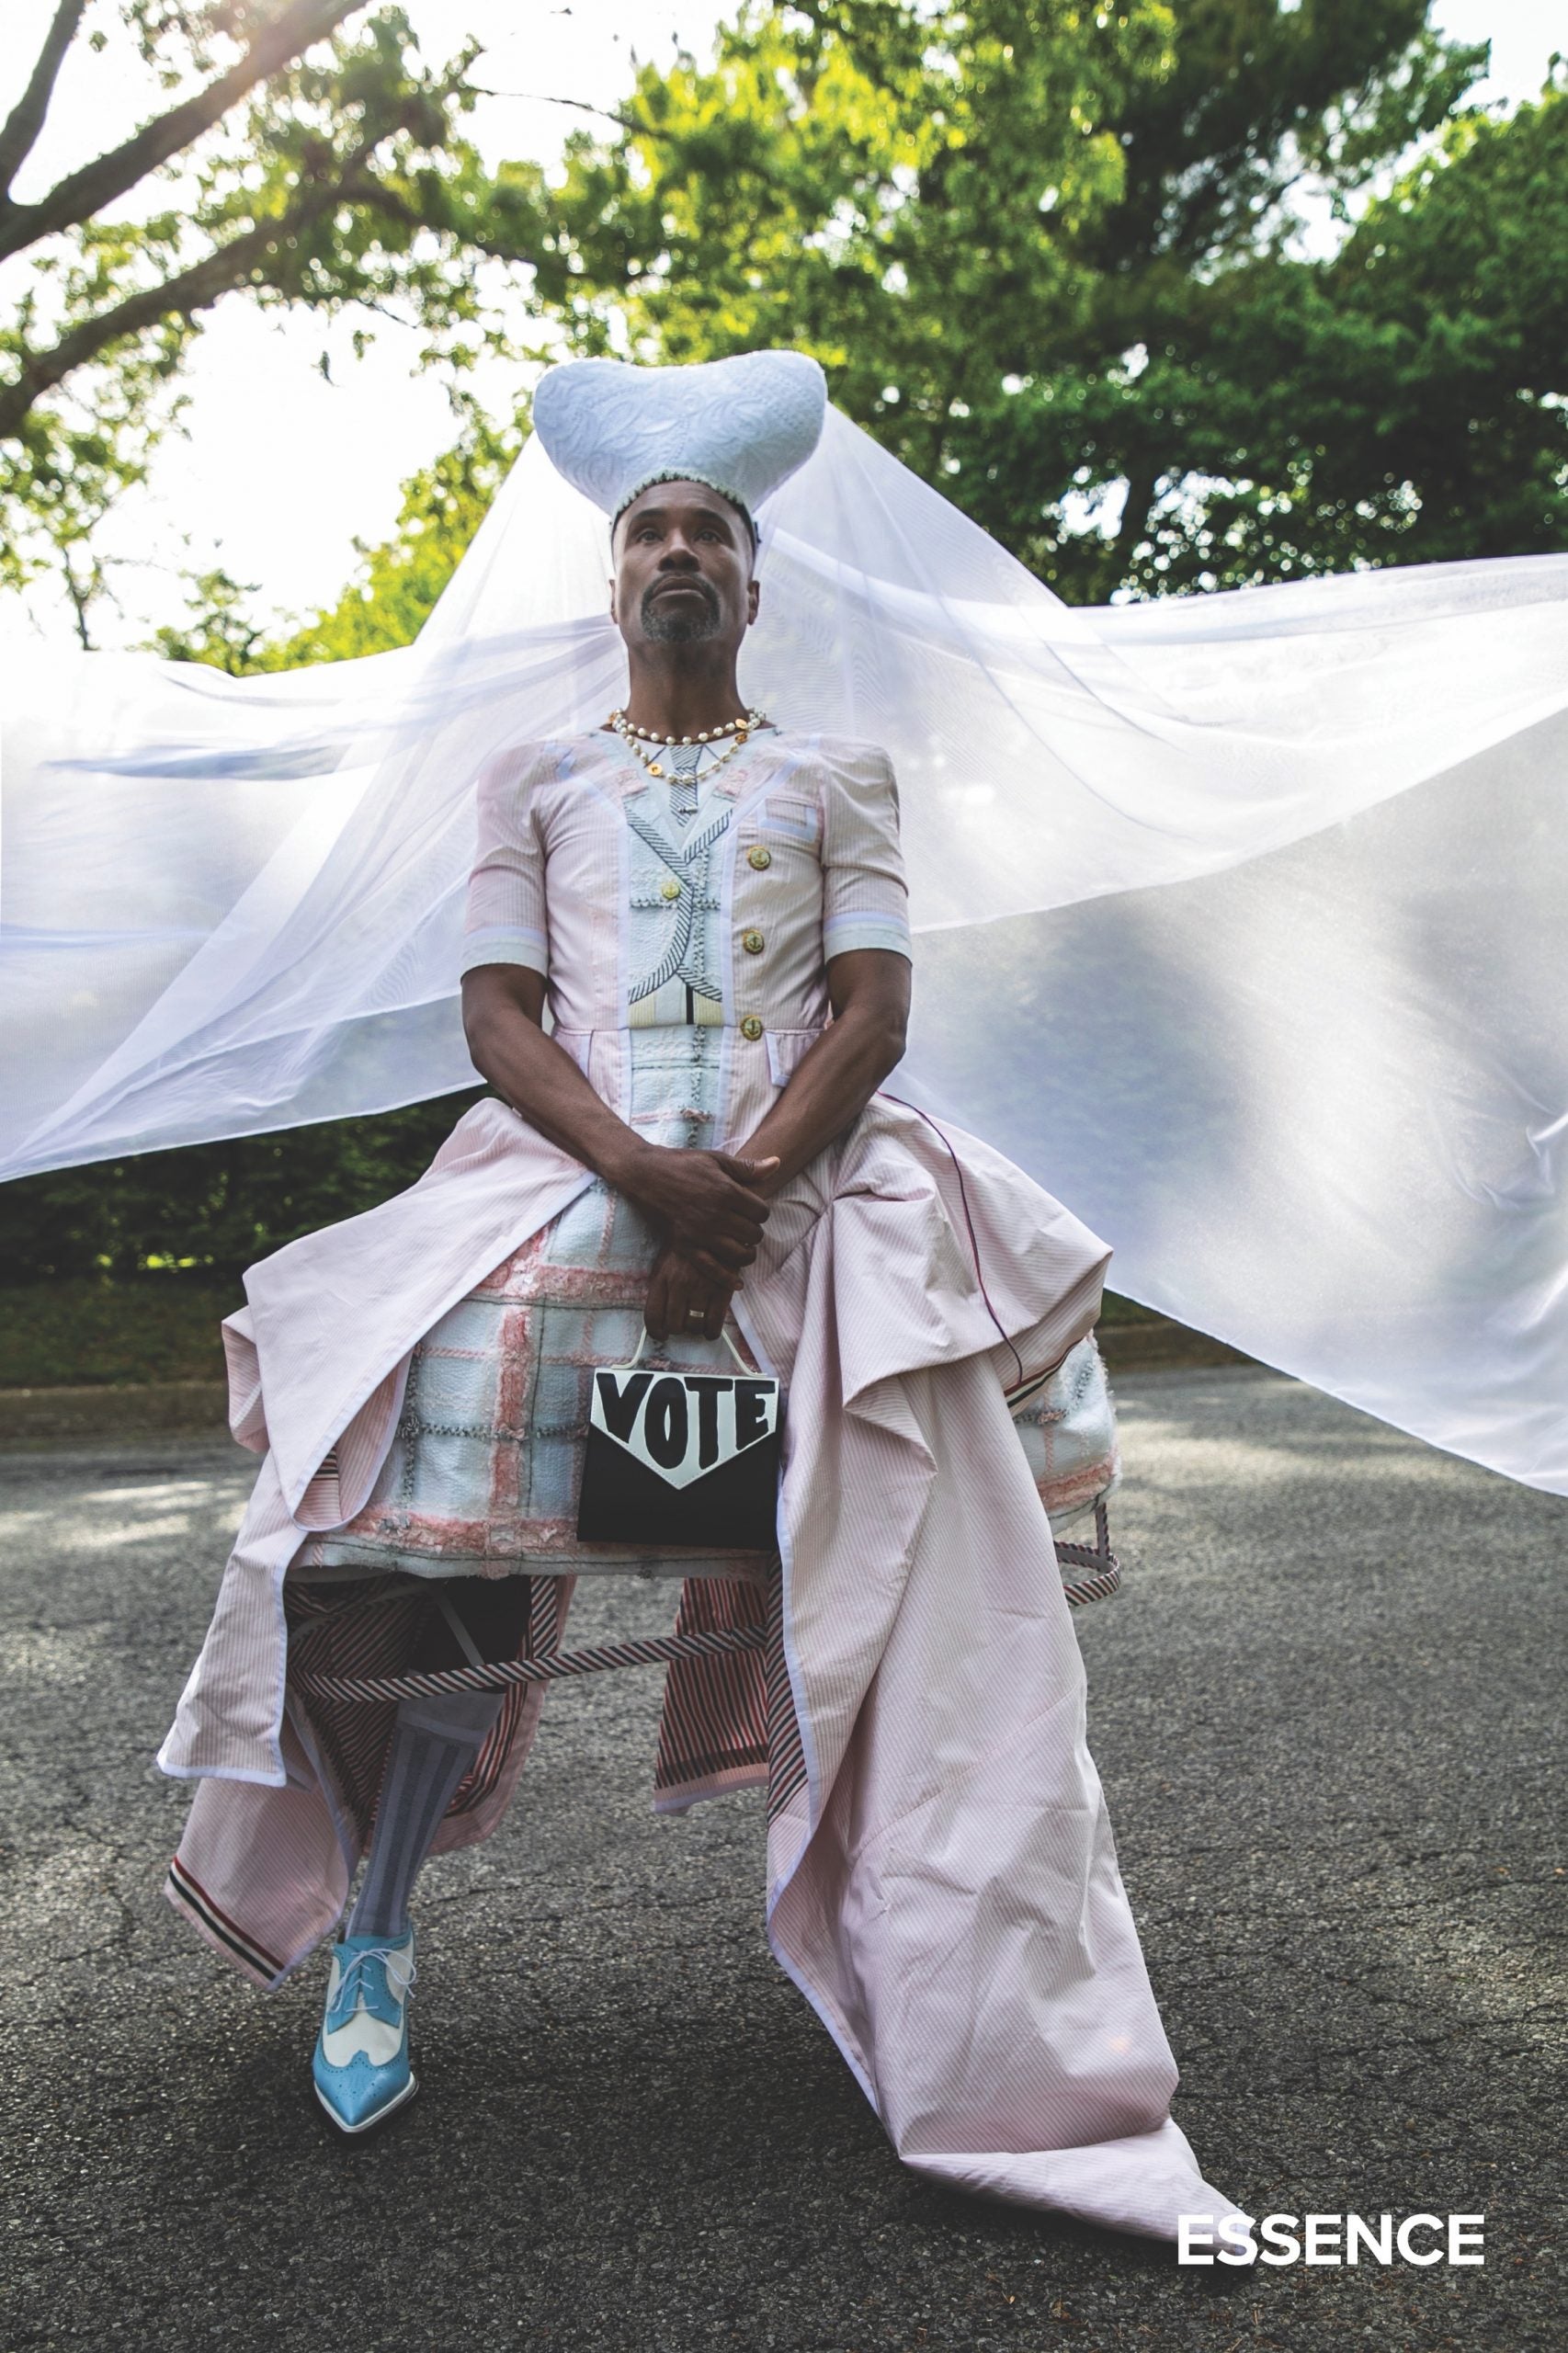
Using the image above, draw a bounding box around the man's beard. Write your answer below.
[641,575,722,643]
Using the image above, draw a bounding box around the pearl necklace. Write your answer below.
[608,705,767,783]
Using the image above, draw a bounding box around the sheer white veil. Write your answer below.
[5,409,1568,1492]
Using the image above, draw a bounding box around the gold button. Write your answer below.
[746,845,772,871]
[739,1014,765,1041]
[659,875,681,901]
[742,928,765,955]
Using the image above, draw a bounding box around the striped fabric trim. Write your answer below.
[165,1854,286,1985]
[282,1573,553,1853]
[655,1574,769,1801]
[446,1680,528,1819]
[528,1576,563,1657]
[822,910,913,958]
[279,1464,1108,1875]
[653,1758,771,1815]
[295,1621,768,1705]
[286,1559,789,1825]
[285,1575,424,1836]
[1060,1562,1121,1607]
[1054,1499,1121,1608]
[764,1553,808,1821]
[459,926,550,977]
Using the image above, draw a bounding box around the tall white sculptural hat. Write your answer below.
[531,349,828,531]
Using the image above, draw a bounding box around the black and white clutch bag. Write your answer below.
[576,1327,784,1552]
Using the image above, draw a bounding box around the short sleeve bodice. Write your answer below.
[459,730,912,1037]
[817,739,914,962]
[460,743,551,979]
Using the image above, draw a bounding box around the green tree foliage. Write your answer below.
[507,0,1565,597]
[1171,86,1568,576]
[0,1090,481,1289]
[0,0,547,640]
[9,1,1568,1335]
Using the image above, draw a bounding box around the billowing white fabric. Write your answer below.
[3,409,1567,1492]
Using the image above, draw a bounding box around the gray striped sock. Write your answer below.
[347,1690,504,1940]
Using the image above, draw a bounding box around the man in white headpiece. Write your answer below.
[157,350,1241,2241]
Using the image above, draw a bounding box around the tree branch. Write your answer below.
[0,0,371,264]
[0,0,87,199]
[0,169,368,438]
[472,87,654,140]
[353,174,544,271]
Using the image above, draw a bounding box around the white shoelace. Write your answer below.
[331,1943,417,2020]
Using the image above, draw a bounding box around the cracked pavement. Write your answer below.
[2,1368,1563,2351]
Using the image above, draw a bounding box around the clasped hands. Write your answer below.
[621,1141,778,1342]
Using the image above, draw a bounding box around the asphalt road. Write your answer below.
[2,1368,1563,2353]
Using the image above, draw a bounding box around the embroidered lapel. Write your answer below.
[623,799,733,875]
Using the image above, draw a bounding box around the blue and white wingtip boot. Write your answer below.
[312,1926,418,2134]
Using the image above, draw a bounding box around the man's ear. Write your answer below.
[608,573,619,624]
[746,576,761,625]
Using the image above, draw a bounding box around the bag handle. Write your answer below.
[626,1322,754,1373]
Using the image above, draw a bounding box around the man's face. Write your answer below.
[609,481,759,654]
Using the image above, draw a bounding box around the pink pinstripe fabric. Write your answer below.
[161,1106,1234,2236]
[156,729,1240,2240]
[287,1194,775,1586]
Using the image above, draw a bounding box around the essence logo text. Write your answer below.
[1177,2213,1485,2268]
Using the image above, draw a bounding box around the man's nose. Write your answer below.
[657,537,699,567]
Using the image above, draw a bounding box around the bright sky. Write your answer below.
[3,0,1562,648]
[3,0,729,645]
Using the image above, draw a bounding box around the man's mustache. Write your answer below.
[641,573,719,621]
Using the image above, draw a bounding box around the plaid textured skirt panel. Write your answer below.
[292,1027,772,1588]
